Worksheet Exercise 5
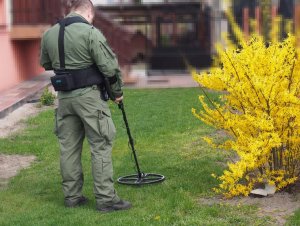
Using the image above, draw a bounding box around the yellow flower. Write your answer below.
[154,216,161,221]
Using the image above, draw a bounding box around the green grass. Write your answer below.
[0,88,272,226]
[286,209,300,226]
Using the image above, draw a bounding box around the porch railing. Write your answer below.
[12,0,63,25]
[94,11,139,66]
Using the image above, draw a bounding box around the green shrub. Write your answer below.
[40,87,55,106]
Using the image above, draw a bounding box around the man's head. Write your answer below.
[65,0,95,23]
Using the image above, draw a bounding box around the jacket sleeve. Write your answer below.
[40,34,53,70]
[89,28,123,98]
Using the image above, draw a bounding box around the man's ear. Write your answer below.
[88,9,95,24]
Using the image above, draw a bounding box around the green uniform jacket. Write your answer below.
[40,12,123,99]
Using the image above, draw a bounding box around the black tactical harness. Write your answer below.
[50,16,117,94]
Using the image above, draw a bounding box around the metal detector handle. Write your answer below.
[118,102,135,149]
[117,101,166,185]
[118,101,142,177]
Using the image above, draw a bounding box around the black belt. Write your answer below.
[51,65,104,91]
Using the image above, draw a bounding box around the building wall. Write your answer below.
[0,0,5,25]
[0,0,19,92]
[0,34,20,92]
[0,0,44,92]
[91,0,133,4]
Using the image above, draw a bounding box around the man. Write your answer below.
[40,0,131,213]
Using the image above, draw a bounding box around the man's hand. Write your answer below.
[114,96,123,104]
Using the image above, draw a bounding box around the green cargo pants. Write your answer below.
[54,86,120,208]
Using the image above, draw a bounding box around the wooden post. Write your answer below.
[255,6,261,34]
[243,7,249,37]
[172,13,177,46]
[271,5,278,18]
[261,0,272,41]
[295,2,300,45]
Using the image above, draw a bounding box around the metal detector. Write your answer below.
[117,102,165,185]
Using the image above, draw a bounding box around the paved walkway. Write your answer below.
[0,72,198,118]
[0,72,52,118]
[128,74,198,89]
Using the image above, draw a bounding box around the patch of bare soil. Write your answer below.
[0,154,36,189]
[0,103,48,138]
[199,192,300,225]
[200,130,300,225]
[0,103,51,188]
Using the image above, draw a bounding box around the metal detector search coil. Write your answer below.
[117,102,165,185]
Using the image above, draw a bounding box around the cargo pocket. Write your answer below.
[98,110,116,142]
[101,157,113,174]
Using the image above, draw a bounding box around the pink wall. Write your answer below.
[0,34,20,92]
[0,34,44,92]
[0,0,44,92]
[0,0,5,25]
[12,40,44,81]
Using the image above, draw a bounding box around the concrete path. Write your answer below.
[0,72,52,118]
[129,74,198,89]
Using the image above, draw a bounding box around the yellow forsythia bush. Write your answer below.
[192,33,300,198]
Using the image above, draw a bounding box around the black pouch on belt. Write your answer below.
[51,70,74,91]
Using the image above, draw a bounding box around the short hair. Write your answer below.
[64,0,95,14]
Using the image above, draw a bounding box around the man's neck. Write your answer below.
[73,10,90,23]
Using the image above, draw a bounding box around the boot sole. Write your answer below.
[97,204,132,213]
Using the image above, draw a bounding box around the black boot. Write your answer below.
[97,200,132,213]
[65,196,88,208]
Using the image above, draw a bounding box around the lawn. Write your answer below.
[0,88,279,225]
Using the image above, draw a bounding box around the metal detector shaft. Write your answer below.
[118,102,142,178]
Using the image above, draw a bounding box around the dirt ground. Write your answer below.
[199,130,300,225]
[0,103,48,139]
[0,103,49,189]
[199,192,300,225]
[0,154,36,189]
